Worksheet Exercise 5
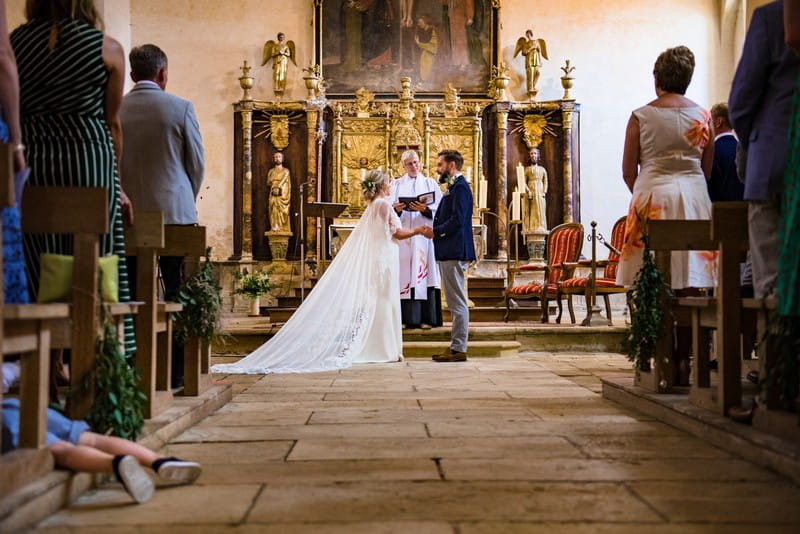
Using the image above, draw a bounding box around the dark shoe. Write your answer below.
[152,457,202,485]
[729,399,757,425]
[746,370,760,385]
[113,455,154,503]
[433,350,467,362]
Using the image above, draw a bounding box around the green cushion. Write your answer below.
[37,254,119,303]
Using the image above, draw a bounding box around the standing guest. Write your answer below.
[420,149,475,362]
[707,103,744,202]
[615,46,714,386]
[120,43,204,389]
[0,0,29,305]
[729,0,800,299]
[11,0,135,355]
[390,150,443,330]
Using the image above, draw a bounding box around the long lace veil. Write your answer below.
[211,198,398,374]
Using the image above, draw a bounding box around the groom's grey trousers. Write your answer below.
[438,260,469,352]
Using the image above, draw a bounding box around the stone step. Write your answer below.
[468,277,505,289]
[468,287,506,298]
[402,340,520,358]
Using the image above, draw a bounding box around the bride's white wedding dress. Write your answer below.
[211,196,403,374]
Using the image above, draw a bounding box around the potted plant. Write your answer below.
[232,268,273,316]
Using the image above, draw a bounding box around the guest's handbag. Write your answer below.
[37,254,119,303]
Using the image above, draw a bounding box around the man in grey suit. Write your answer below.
[729,0,800,298]
[120,44,205,388]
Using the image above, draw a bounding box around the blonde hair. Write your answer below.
[361,170,391,202]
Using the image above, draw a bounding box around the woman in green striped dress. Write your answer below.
[11,0,135,356]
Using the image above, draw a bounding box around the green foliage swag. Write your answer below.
[84,309,146,439]
[763,315,800,414]
[174,248,223,344]
[623,222,672,372]
[231,268,272,299]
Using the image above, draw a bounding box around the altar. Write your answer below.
[227,1,581,300]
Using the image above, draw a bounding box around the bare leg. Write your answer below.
[78,431,160,467]
[49,440,115,473]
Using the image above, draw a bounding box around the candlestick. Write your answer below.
[479,178,488,209]
[342,167,348,184]
[512,191,521,222]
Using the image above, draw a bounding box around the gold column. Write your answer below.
[334,109,344,206]
[472,112,482,221]
[240,106,253,260]
[384,113,392,170]
[561,102,575,223]
[306,108,319,260]
[495,103,510,259]
[423,105,431,174]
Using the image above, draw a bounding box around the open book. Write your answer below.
[397,191,435,211]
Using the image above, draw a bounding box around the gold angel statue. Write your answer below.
[514,29,548,98]
[262,32,296,97]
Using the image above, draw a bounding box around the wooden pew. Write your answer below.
[644,219,715,393]
[161,225,211,396]
[21,187,138,419]
[0,144,66,499]
[124,211,183,418]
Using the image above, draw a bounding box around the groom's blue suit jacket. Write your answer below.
[432,176,476,262]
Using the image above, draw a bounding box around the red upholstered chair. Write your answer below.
[506,222,584,323]
[559,216,627,324]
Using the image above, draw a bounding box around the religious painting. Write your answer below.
[316,0,497,97]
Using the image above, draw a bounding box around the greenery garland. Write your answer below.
[83,307,146,439]
[622,210,672,372]
[763,315,800,414]
[174,248,223,344]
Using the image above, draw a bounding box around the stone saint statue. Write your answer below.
[514,29,548,97]
[268,152,292,232]
[523,148,548,232]
[262,32,296,97]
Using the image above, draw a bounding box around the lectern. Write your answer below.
[300,201,347,301]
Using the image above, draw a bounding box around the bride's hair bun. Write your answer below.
[361,170,390,201]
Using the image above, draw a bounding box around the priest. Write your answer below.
[390,150,443,329]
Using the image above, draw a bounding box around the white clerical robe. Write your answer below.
[389,174,442,299]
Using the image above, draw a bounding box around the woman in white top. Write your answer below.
[212,171,428,374]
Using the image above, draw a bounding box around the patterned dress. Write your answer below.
[11,18,134,355]
[616,105,716,289]
[0,115,29,304]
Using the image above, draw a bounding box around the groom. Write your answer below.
[421,150,476,362]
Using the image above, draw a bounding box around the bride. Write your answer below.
[211,170,429,374]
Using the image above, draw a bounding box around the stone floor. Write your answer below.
[30,352,800,533]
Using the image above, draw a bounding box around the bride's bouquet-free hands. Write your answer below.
[418,225,434,239]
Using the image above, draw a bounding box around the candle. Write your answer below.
[512,191,521,222]
[479,178,488,209]
[342,167,348,184]
[378,165,383,172]
[361,168,366,181]
[516,163,525,192]
[465,166,472,183]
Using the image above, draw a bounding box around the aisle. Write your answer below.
[32,353,800,533]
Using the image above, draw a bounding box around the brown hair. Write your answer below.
[653,46,695,95]
[26,0,102,28]
[438,149,464,170]
[710,102,730,126]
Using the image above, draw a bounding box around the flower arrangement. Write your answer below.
[361,178,377,194]
[232,268,273,299]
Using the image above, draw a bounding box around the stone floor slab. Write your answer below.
[173,422,428,442]
[308,408,536,425]
[247,481,662,523]
[288,436,582,461]
[197,459,440,484]
[37,484,260,527]
[440,457,778,482]
[162,440,294,463]
[457,522,800,534]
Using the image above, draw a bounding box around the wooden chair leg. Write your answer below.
[603,294,613,324]
[541,295,549,323]
[564,292,574,324]
[556,293,563,324]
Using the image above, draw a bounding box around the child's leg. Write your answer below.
[48,440,114,473]
[78,431,159,467]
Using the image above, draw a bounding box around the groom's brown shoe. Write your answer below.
[432,349,467,362]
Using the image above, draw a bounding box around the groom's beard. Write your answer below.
[438,171,450,184]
